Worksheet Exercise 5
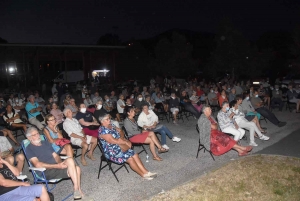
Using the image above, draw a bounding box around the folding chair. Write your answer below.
[97,141,129,182]
[286,96,297,112]
[168,108,184,123]
[122,126,148,155]
[195,124,215,161]
[21,135,73,201]
[179,104,193,121]
[61,129,82,165]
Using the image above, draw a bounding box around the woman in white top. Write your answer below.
[3,105,27,132]
[51,83,58,95]
[189,90,202,112]
[229,100,269,147]
[137,104,181,150]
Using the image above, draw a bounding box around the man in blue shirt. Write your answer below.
[25,95,45,130]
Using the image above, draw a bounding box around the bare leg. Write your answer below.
[11,123,27,132]
[15,153,25,172]
[60,144,74,158]
[40,185,50,201]
[132,154,148,174]
[87,137,97,159]
[148,132,161,148]
[65,158,80,191]
[144,137,157,158]
[2,129,19,145]
[80,142,88,165]
[126,157,145,177]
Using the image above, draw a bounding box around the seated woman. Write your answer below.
[198,105,252,156]
[124,107,168,161]
[50,102,64,130]
[3,105,27,132]
[229,100,270,147]
[189,90,202,112]
[137,104,181,150]
[63,94,72,108]
[43,114,73,158]
[76,103,100,138]
[98,114,157,180]
[218,90,228,107]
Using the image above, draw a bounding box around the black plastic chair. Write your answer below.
[122,126,148,155]
[97,141,129,182]
[195,124,215,161]
[286,96,297,112]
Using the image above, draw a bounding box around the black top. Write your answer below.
[0,164,18,195]
[169,98,180,108]
[76,111,93,128]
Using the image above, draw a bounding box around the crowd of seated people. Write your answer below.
[0,75,299,199]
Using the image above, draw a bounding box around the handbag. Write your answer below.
[88,125,99,130]
[36,114,44,122]
[55,138,71,146]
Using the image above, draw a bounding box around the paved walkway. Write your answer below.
[17,109,300,201]
[257,128,300,158]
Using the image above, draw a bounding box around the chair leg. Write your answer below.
[209,150,215,161]
[108,162,120,182]
[97,160,103,179]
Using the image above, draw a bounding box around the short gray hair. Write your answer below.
[63,108,71,116]
[98,113,110,123]
[222,101,229,107]
[202,104,211,113]
[26,126,38,137]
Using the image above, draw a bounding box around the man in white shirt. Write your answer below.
[63,108,97,166]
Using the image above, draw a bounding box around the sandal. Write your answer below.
[261,130,267,134]
[158,147,168,154]
[245,146,253,152]
[153,156,163,161]
[238,151,248,156]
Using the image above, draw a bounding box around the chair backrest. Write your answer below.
[122,126,129,139]
[21,135,46,181]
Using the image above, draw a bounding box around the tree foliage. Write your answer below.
[97,33,121,46]
[148,32,198,76]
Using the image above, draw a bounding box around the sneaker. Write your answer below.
[249,142,258,146]
[162,144,169,150]
[143,175,154,180]
[145,172,157,178]
[81,196,94,201]
[74,190,82,199]
[172,137,181,142]
[278,122,287,127]
[173,120,178,125]
[259,135,270,141]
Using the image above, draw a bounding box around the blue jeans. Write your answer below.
[153,125,174,145]
[0,185,42,201]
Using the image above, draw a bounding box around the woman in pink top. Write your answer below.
[50,102,64,130]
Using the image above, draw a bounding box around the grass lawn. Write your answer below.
[148,155,300,201]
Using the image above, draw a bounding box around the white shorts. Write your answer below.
[170,108,179,114]
[71,135,92,147]
[289,98,300,103]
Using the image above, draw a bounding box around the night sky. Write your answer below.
[1,0,300,44]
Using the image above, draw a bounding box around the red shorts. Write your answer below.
[83,127,98,138]
[129,132,149,143]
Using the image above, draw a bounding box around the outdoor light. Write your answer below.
[253,82,260,85]
[9,67,15,73]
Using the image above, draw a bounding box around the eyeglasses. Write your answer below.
[30,133,40,137]
[48,118,56,121]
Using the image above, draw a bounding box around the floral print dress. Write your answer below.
[98,125,135,164]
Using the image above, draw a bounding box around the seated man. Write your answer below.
[65,98,79,117]
[251,90,286,127]
[287,84,300,113]
[25,127,91,200]
[241,93,261,120]
[271,85,284,111]
[0,156,49,201]
[25,95,45,130]
[180,90,201,119]
[92,92,102,105]
[63,108,98,166]
[3,105,27,132]
[228,88,236,102]
[258,84,270,109]
[0,136,24,172]
[217,102,245,142]
[169,93,180,124]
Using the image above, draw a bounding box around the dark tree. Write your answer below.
[97,33,121,46]
[0,37,8,44]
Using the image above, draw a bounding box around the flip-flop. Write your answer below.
[245,146,253,152]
